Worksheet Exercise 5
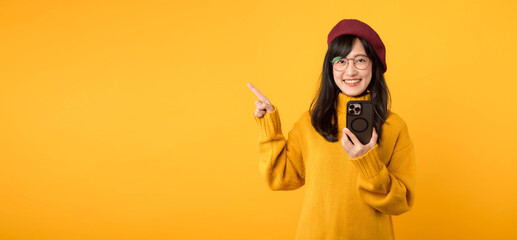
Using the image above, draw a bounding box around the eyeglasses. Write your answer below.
[332,55,371,71]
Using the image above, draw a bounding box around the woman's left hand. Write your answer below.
[341,127,378,158]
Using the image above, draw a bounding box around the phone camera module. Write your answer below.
[348,103,362,115]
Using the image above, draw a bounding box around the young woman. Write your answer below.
[247,19,415,239]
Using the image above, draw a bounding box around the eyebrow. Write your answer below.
[334,54,368,60]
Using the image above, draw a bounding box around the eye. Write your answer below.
[355,57,367,63]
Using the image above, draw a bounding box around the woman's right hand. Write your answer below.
[247,82,275,118]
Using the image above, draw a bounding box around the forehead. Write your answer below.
[346,38,367,57]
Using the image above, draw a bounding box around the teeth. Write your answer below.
[344,79,360,84]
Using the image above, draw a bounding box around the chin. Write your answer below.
[342,87,367,97]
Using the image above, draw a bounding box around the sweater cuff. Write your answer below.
[350,145,384,179]
[254,105,281,139]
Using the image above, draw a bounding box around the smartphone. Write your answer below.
[346,101,374,145]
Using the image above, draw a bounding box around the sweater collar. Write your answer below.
[336,91,372,114]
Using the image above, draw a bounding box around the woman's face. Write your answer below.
[332,38,372,97]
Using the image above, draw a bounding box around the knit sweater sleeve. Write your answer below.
[350,121,416,215]
[254,105,305,191]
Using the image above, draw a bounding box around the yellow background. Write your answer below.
[1,0,516,239]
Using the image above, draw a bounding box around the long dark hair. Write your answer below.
[309,35,391,143]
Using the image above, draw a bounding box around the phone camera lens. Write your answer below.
[349,105,354,109]
[355,107,360,112]
[348,110,354,115]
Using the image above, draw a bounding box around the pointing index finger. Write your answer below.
[247,82,269,103]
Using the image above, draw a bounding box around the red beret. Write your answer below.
[327,19,387,73]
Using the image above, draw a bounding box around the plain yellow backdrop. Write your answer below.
[1,0,517,239]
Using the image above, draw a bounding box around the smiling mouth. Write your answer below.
[344,79,360,84]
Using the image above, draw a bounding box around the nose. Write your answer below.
[344,59,358,75]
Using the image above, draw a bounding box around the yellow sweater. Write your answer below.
[254,92,416,240]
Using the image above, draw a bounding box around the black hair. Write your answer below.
[309,34,391,143]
